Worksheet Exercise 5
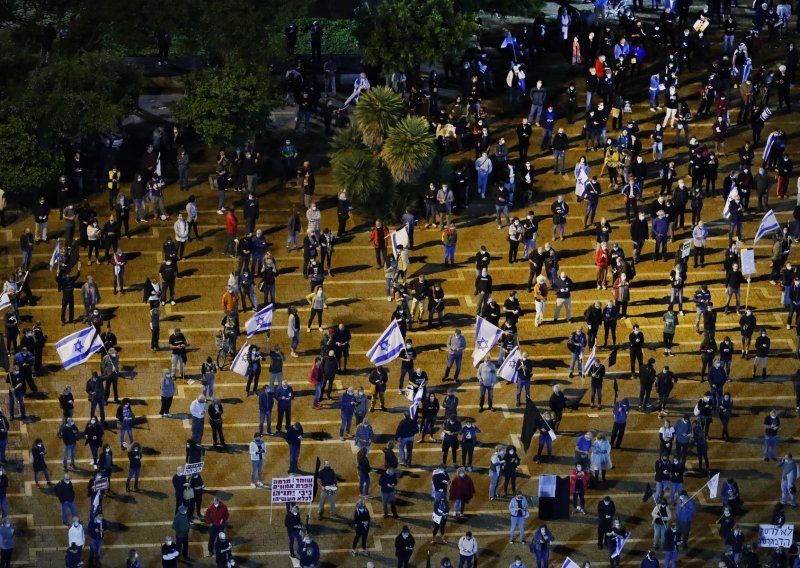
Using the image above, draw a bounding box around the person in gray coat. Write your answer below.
[160,370,176,417]
[477,355,498,411]
[777,454,799,506]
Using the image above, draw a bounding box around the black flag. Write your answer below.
[520,400,542,453]
[608,348,618,368]
[0,334,8,371]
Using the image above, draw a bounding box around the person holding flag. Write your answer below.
[567,326,587,378]
[606,518,629,568]
[478,355,498,411]
[754,209,781,245]
[366,319,405,368]
[472,316,502,368]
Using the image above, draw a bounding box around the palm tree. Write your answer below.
[353,87,405,150]
[380,116,436,184]
[329,123,365,156]
[330,148,385,205]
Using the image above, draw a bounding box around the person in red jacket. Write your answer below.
[369,220,390,268]
[224,209,238,257]
[595,242,610,290]
[204,497,229,557]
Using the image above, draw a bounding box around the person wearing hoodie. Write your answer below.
[531,525,554,568]
[299,534,320,568]
[457,530,478,568]
[395,525,415,568]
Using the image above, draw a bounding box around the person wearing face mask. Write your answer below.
[161,534,180,567]
[570,463,588,513]
[432,493,450,544]
[764,409,781,461]
[514,352,534,407]
[457,530,478,567]
[284,504,303,558]
[641,550,659,568]
[474,268,492,316]
[31,438,51,488]
[204,497,229,557]
[172,505,190,561]
[54,473,76,526]
[531,524,554,568]
[351,498,371,557]
[395,525,415,568]
[651,497,672,550]
[508,217,524,263]
[299,533,320,568]
[606,518,627,567]
[739,309,756,358]
[508,491,530,544]
[0,518,14,568]
[88,513,108,566]
[317,460,338,518]
[753,328,771,381]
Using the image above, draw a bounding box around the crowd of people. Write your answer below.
[3,2,800,568]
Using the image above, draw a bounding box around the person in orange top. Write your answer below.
[223,209,238,257]
[369,220,390,268]
[221,288,239,315]
[595,242,610,290]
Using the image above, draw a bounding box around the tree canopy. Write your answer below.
[356,0,479,74]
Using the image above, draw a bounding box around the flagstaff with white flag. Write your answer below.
[245,304,274,337]
[472,316,502,367]
[498,346,522,382]
[408,380,425,419]
[56,326,103,370]
[49,239,61,271]
[366,320,405,365]
[753,210,780,245]
[230,342,251,376]
[0,292,10,312]
[390,226,409,258]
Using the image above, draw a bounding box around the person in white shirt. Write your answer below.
[173,214,189,259]
[343,72,371,107]
[249,432,267,487]
[189,396,206,444]
[185,196,200,241]
[458,531,478,566]
[67,517,85,547]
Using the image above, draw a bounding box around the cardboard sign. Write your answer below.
[183,462,204,476]
[758,524,793,548]
[271,476,314,504]
[93,477,109,491]
[681,240,692,259]
[740,248,756,276]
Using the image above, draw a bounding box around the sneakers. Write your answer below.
[217,210,225,215]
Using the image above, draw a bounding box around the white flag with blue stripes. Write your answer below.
[611,531,631,559]
[230,342,251,376]
[754,210,780,245]
[56,326,103,370]
[497,346,521,383]
[583,343,597,376]
[245,304,273,337]
[0,292,10,312]
[409,380,425,419]
[49,239,60,271]
[561,558,581,568]
[721,186,737,219]
[472,316,502,367]
[366,320,405,365]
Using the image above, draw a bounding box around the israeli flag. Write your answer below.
[409,379,425,419]
[498,346,521,383]
[722,187,738,219]
[754,210,780,245]
[500,31,520,58]
[230,342,251,376]
[561,558,582,568]
[366,320,405,365]
[0,292,10,312]
[245,304,274,337]
[611,531,631,559]
[583,343,597,376]
[763,131,777,161]
[472,316,502,367]
[708,472,720,499]
[390,226,409,258]
[49,240,61,271]
[56,326,103,371]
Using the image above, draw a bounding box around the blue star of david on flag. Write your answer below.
[245,304,274,337]
[56,326,103,370]
[367,320,405,365]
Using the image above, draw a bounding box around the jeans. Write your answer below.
[655,479,669,502]
[781,478,797,505]
[653,523,666,547]
[665,550,678,568]
[445,352,463,379]
[479,384,494,408]
[289,444,300,473]
[203,376,215,398]
[496,205,510,227]
[764,436,778,459]
[288,529,302,556]
[477,172,489,198]
[516,381,531,404]
[63,444,76,468]
[553,150,566,173]
[536,549,550,568]
[258,410,272,435]
[670,482,683,504]
[650,91,659,108]
[398,436,414,465]
[444,244,456,263]
[528,104,543,124]
[489,471,500,498]
[120,424,133,447]
[725,287,741,312]
[191,417,204,444]
[340,413,354,437]
[89,537,103,563]
[61,501,77,525]
[723,34,735,53]
[510,516,526,541]
[251,459,264,483]
[216,190,226,211]
[8,391,25,419]
[126,466,140,488]
[669,289,683,311]
[263,284,276,306]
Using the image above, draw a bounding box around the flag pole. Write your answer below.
[744,277,751,310]
[687,478,711,501]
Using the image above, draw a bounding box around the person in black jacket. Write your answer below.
[125,442,142,493]
[395,525,415,568]
[60,417,79,471]
[597,496,616,549]
[351,499,371,557]
[638,358,657,411]
[59,262,81,325]
[630,212,649,264]
[285,504,303,558]
[55,473,77,526]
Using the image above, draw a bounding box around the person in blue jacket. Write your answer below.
[675,491,695,550]
[299,534,320,568]
[610,398,630,449]
[258,385,274,436]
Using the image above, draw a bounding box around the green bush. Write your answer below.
[288,18,360,56]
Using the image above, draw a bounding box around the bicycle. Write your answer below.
[215,332,235,370]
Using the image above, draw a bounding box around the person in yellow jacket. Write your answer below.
[305,286,329,332]
[107,167,121,212]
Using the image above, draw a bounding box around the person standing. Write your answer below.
[351,499,371,557]
[208,399,225,447]
[0,518,14,568]
[55,474,77,526]
[395,526,415,568]
[379,467,399,519]
[753,329,771,381]
[204,497,229,558]
[651,497,672,549]
[369,220,390,268]
[597,496,616,550]
[764,409,781,461]
[189,395,206,445]
[317,460,339,518]
[160,370,175,417]
[276,380,294,433]
[59,418,79,471]
[457,531,478,568]
[248,432,266,488]
[531,525,554,568]
[610,398,630,449]
[443,329,466,382]
[287,422,303,474]
[172,505,190,561]
[477,356,497,411]
[509,492,529,544]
